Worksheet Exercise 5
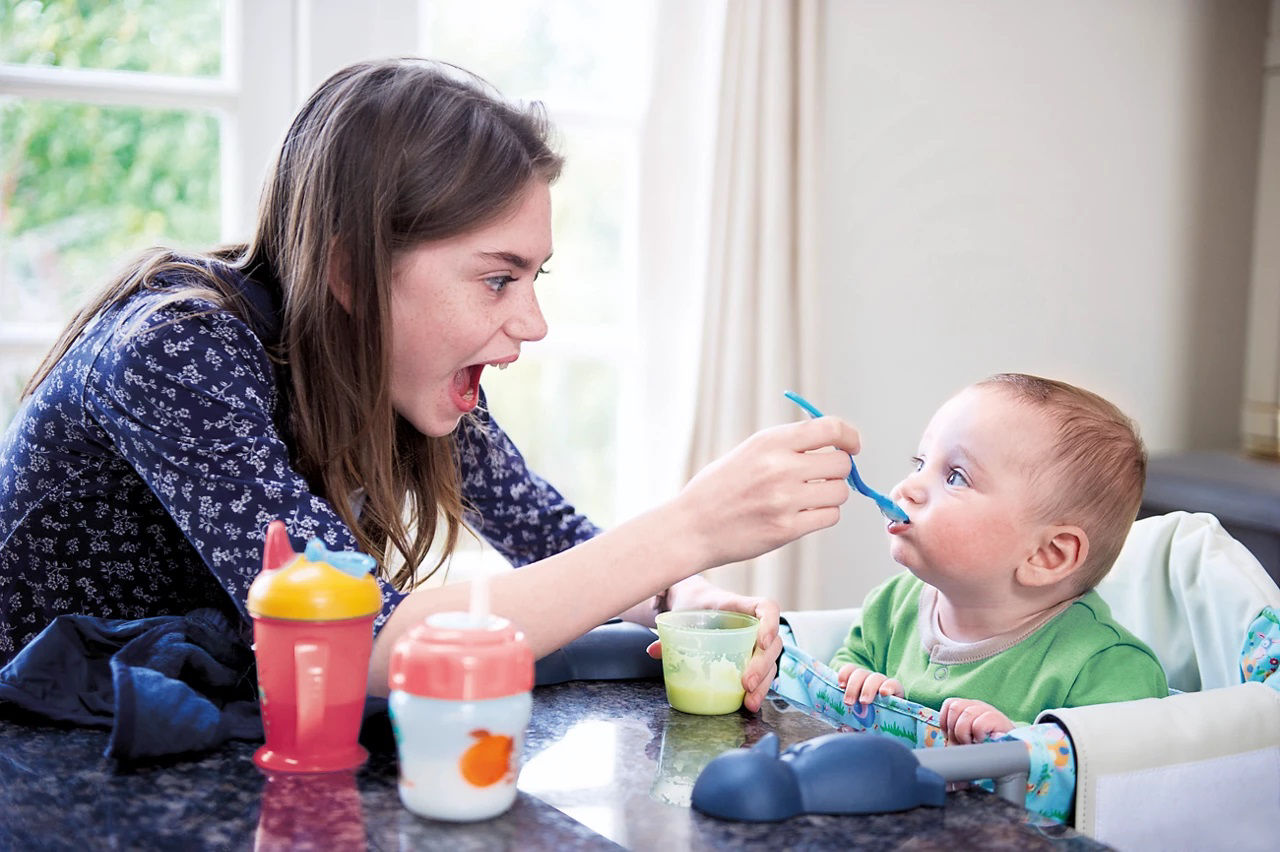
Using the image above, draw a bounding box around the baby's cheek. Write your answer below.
[936,514,1014,566]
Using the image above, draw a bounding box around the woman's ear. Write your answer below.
[1016,526,1089,588]
[328,242,353,312]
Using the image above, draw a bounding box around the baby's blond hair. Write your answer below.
[978,373,1146,590]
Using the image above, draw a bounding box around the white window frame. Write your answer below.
[0,0,290,357]
[1,0,642,540]
[0,0,422,380]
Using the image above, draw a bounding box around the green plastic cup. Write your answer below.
[655,610,760,715]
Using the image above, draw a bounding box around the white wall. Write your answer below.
[809,0,1269,606]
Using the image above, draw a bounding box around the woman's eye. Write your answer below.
[536,265,550,279]
[483,275,514,293]
[946,469,969,487]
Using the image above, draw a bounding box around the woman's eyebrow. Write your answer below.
[476,250,553,270]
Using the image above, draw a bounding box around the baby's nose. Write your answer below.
[892,475,924,507]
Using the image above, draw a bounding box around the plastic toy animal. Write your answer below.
[691,732,945,822]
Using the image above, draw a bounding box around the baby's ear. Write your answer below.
[1016,526,1089,588]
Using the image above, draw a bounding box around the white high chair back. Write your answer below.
[1097,511,1280,691]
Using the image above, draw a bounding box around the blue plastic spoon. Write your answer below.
[784,390,910,524]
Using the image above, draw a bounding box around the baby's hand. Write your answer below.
[835,664,904,707]
[939,698,1014,744]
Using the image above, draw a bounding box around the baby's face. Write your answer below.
[886,386,1056,599]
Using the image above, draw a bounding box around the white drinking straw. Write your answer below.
[469,572,490,628]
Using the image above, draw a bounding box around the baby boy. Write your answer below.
[832,373,1168,743]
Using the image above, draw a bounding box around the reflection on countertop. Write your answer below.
[0,679,1106,850]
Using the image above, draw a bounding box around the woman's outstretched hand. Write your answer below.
[672,416,860,571]
[644,576,782,712]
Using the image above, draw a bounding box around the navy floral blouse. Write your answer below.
[0,260,599,664]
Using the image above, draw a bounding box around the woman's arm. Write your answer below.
[370,416,859,695]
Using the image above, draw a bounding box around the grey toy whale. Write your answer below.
[691,731,946,822]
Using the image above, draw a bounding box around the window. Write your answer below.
[0,1,227,420]
[0,0,231,425]
[421,0,655,528]
[0,0,651,553]
[0,0,296,427]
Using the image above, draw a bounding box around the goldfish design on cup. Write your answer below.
[248,520,381,773]
[388,609,533,821]
[459,729,516,787]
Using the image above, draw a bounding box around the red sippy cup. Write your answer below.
[248,520,382,773]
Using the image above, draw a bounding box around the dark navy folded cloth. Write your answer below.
[0,608,262,761]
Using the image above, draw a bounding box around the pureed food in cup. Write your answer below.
[655,610,760,715]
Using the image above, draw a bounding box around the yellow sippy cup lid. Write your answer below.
[247,536,381,621]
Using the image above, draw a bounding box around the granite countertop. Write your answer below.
[0,679,1106,850]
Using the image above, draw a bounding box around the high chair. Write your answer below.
[776,511,1280,852]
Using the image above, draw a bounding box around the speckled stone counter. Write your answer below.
[0,680,1106,850]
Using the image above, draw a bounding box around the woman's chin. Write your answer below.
[397,403,462,438]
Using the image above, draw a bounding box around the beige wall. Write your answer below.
[810,0,1269,606]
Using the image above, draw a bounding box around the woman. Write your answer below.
[0,59,859,710]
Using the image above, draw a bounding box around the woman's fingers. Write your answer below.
[734,597,780,710]
[800,478,854,508]
[673,416,863,567]
[741,630,783,712]
[778,416,862,457]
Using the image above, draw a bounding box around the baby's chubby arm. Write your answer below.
[939,698,1015,745]
[835,664,904,707]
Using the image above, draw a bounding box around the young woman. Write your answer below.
[0,59,859,709]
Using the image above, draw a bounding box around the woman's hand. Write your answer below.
[671,417,860,571]
[643,575,783,713]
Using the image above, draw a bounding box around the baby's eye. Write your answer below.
[946,468,969,487]
[483,275,515,293]
[909,456,924,472]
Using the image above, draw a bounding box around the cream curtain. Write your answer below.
[622,0,726,521]
[1243,2,1280,459]
[683,0,825,608]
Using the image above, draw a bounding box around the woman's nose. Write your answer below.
[507,286,548,342]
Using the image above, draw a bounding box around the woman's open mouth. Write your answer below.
[450,364,484,413]
[449,359,514,413]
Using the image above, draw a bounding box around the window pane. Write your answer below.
[421,0,653,109]
[545,128,631,327]
[0,98,221,322]
[422,0,654,531]
[0,0,224,77]
[479,358,619,527]
[0,348,41,428]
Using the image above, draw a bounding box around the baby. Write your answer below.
[832,373,1168,744]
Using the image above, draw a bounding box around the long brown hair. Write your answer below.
[24,58,564,589]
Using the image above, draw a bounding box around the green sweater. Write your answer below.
[830,573,1169,726]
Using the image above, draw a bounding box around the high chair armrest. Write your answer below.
[780,607,861,663]
[1038,682,1280,850]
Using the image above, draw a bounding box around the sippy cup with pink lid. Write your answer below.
[387,593,534,822]
[248,520,382,773]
